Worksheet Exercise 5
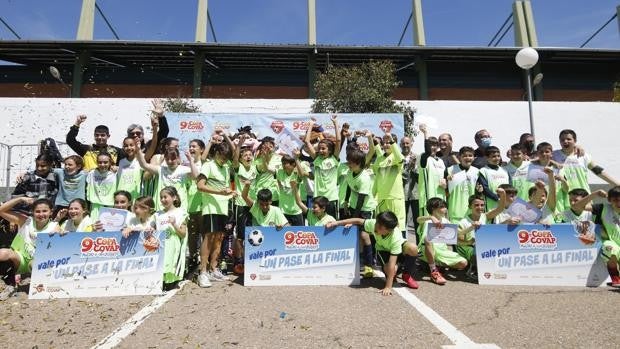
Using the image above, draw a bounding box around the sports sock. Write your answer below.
[429,263,436,271]
[362,244,373,266]
[403,255,416,275]
[608,265,619,278]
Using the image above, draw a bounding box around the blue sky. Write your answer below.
[0,0,618,48]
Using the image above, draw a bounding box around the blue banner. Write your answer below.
[29,231,166,299]
[244,225,360,286]
[476,224,609,287]
[166,113,404,160]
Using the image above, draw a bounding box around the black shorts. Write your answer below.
[203,214,228,233]
[233,205,251,240]
[284,213,304,226]
[377,250,404,267]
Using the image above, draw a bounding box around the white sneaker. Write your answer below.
[210,269,229,281]
[197,272,212,288]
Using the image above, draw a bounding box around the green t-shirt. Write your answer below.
[363,219,405,255]
[249,204,288,227]
[478,166,509,210]
[199,160,232,216]
[234,163,257,207]
[457,213,487,245]
[307,211,336,226]
[600,203,620,244]
[337,163,350,203]
[276,169,302,215]
[156,164,192,212]
[254,154,281,201]
[447,164,479,223]
[418,156,446,209]
[553,150,592,213]
[372,144,405,200]
[117,157,143,203]
[504,160,533,201]
[313,155,339,201]
[346,169,377,212]
[187,159,203,213]
[87,169,117,206]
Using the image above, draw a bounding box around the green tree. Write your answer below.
[163,98,202,113]
[311,60,416,137]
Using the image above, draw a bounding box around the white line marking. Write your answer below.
[91,281,188,349]
[374,270,499,349]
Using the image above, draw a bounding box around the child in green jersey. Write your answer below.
[327,211,420,295]
[418,124,447,217]
[446,146,479,223]
[154,186,188,288]
[477,146,509,211]
[87,152,117,219]
[186,139,205,276]
[417,197,468,285]
[242,185,289,230]
[457,190,506,280]
[572,186,620,287]
[304,115,342,219]
[277,153,307,226]
[525,167,557,225]
[291,181,335,226]
[503,143,532,201]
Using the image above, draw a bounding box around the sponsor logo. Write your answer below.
[283,231,320,250]
[250,273,257,280]
[80,237,121,258]
[517,229,557,250]
[379,120,393,133]
[271,121,284,134]
[179,120,204,131]
[483,272,492,279]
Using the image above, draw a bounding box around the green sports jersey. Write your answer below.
[346,169,377,212]
[504,161,532,201]
[313,155,339,201]
[117,157,143,202]
[156,165,192,212]
[447,164,479,223]
[187,159,203,213]
[307,211,336,226]
[234,163,257,206]
[457,213,487,245]
[363,219,405,255]
[199,160,232,216]
[87,169,117,206]
[372,144,405,200]
[553,150,592,213]
[250,204,288,227]
[600,203,620,244]
[559,209,592,223]
[418,155,446,211]
[337,163,350,204]
[478,166,509,210]
[276,169,302,215]
[155,207,189,283]
[254,154,281,202]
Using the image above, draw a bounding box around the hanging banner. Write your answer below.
[29,231,166,299]
[475,224,609,287]
[244,225,360,286]
[166,113,404,160]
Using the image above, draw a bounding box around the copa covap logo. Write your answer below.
[179,120,204,131]
[517,229,557,250]
[284,230,320,250]
[81,237,121,257]
[379,120,393,133]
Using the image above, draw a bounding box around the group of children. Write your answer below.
[1,107,619,299]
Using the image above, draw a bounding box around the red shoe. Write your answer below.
[233,264,244,275]
[430,268,447,285]
[611,275,620,287]
[402,273,419,289]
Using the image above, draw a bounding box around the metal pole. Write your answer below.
[525,68,535,141]
[5,145,12,200]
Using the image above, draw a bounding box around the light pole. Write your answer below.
[515,47,539,142]
[49,66,71,97]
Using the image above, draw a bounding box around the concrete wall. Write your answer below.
[0,98,617,189]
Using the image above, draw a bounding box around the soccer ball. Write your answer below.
[248,229,264,247]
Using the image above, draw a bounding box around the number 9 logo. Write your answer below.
[517,230,529,244]
[81,237,94,252]
[284,232,295,244]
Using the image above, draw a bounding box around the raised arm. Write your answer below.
[241,181,254,207]
[0,197,30,226]
[65,115,89,156]
[572,189,607,214]
[365,130,375,167]
[544,167,557,212]
[135,143,160,175]
[144,116,159,162]
[486,188,507,220]
[331,114,341,159]
[304,118,317,159]
[185,151,199,179]
[589,161,619,186]
[293,149,309,178]
[325,217,365,229]
[290,180,308,214]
